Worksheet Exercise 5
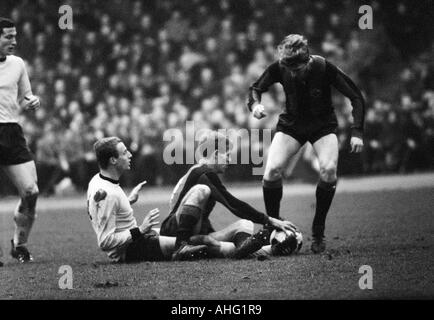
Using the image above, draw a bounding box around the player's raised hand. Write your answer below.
[252,104,267,119]
[128,180,147,204]
[139,208,160,234]
[350,136,363,153]
[24,95,40,110]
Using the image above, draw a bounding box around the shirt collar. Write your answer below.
[99,173,119,184]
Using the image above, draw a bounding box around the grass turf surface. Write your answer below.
[1,182,434,299]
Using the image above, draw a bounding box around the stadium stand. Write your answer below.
[0,0,433,194]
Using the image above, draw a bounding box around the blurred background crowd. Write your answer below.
[1,0,433,195]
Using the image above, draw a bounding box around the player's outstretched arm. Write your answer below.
[197,172,269,225]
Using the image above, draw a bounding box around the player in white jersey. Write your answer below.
[0,18,41,264]
[87,137,215,262]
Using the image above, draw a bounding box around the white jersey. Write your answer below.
[0,55,32,123]
[87,173,137,262]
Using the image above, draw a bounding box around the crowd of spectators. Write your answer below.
[1,0,433,194]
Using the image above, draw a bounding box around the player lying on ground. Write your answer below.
[160,131,297,261]
[248,34,365,253]
[0,17,41,265]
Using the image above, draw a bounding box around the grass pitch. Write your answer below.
[1,174,433,299]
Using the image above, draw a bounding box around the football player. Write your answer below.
[87,137,210,262]
[0,18,41,264]
[248,34,365,253]
[160,131,296,260]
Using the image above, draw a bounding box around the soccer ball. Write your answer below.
[270,228,303,256]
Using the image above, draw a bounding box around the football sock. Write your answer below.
[312,180,337,238]
[207,241,235,258]
[233,232,251,248]
[262,179,283,219]
[219,242,236,257]
[13,197,37,247]
[175,205,202,248]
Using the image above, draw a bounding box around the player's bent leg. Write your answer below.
[3,161,39,262]
[208,219,275,259]
[263,132,301,219]
[188,236,236,258]
[174,184,211,244]
[208,219,254,245]
[311,134,339,253]
[171,185,213,260]
[208,220,258,259]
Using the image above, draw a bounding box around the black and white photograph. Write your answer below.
[0,0,433,306]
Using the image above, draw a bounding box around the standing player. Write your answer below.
[248,34,365,253]
[160,131,296,260]
[87,137,212,262]
[0,18,41,263]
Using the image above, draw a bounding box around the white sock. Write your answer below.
[217,241,236,257]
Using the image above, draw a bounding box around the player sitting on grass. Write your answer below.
[160,131,296,261]
[87,137,212,263]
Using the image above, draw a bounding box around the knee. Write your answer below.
[264,165,284,181]
[190,184,211,203]
[319,161,337,182]
[234,219,254,234]
[21,183,39,200]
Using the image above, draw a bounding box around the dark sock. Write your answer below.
[175,205,201,248]
[233,232,251,248]
[263,179,283,219]
[312,180,337,238]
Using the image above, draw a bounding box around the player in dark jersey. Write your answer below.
[160,132,295,260]
[247,34,365,253]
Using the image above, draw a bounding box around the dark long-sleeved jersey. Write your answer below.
[247,55,365,138]
[165,163,270,226]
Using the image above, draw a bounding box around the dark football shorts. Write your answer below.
[160,213,215,237]
[276,113,338,145]
[124,229,166,262]
[0,123,34,166]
